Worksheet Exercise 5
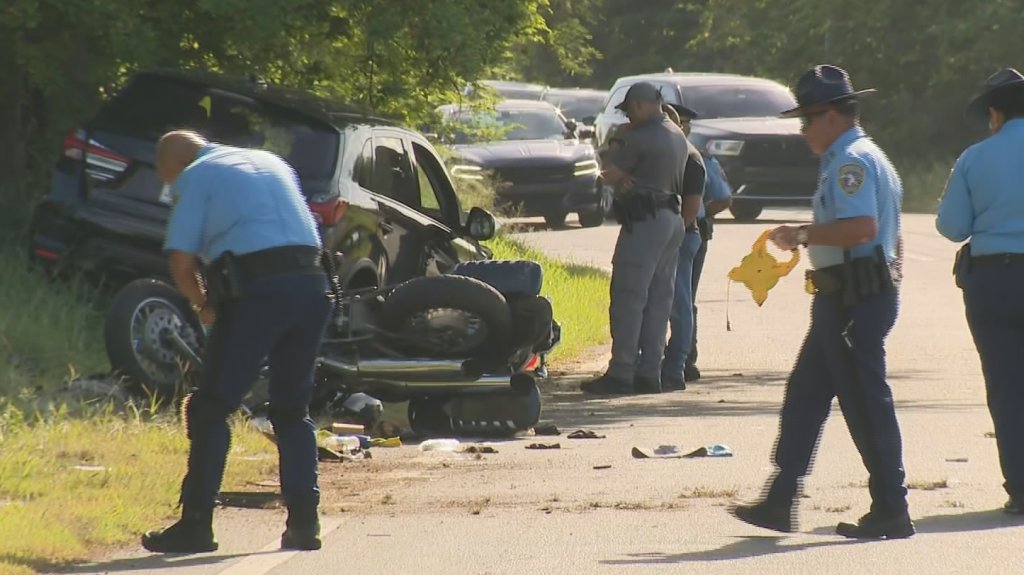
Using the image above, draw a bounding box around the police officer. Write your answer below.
[936,68,1024,516]
[142,131,332,553]
[581,82,702,395]
[661,103,732,389]
[731,65,913,539]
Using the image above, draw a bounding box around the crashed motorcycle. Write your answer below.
[103,259,560,437]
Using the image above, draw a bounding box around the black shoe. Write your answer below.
[634,376,661,394]
[684,364,701,382]
[282,503,322,551]
[662,378,686,391]
[142,510,218,554]
[580,374,632,395]
[731,502,794,533]
[1004,495,1024,515]
[836,510,915,539]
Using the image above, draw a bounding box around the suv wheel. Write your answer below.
[729,202,763,222]
[543,211,568,227]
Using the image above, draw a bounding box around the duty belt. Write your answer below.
[971,252,1024,268]
[232,245,324,281]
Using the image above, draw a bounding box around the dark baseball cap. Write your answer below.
[615,82,664,111]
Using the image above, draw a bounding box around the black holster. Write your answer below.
[203,252,244,308]
[612,192,679,233]
[953,243,971,289]
[697,217,713,242]
[807,246,895,307]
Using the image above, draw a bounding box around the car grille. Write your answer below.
[741,137,818,168]
[495,165,572,185]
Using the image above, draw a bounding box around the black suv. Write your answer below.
[594,72,819,221]
[29,70,496,290]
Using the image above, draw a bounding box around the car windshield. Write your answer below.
[447,108,566,144]
[681,84,798,119]
[544,93,607,121]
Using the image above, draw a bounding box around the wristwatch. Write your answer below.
[796,225,810,247]
[190,301,206,314]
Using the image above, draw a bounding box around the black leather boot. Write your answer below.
[141,506,218,553]
[731,501,795,533]
[281,502,322,551]
[836,510,915,539]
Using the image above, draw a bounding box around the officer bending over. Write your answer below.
[142,131,332,553]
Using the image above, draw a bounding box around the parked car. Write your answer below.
[477,80,548,100]
[28,70,497,290]
[541,87,609,147]
[594,72,819,221]
[437,99,608,228]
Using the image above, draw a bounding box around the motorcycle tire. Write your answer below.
[449,260,543,298]
[104,278,203,398]
[380,275,512,358]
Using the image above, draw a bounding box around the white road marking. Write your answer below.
[217,516,345,575]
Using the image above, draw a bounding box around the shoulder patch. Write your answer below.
[837,163,865,195]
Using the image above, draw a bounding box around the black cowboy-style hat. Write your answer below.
[965,67,1024,127]
[666,102,699,120]
[780,64,876,118]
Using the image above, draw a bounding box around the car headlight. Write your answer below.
[706,139,745,156]
[451,164,484,180]
[574,159,599,177]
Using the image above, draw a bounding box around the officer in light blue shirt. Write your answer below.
[936,68,1024,516]
[144,131,331,554]
[731,66,913,540]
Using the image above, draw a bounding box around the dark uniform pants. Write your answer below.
[964,263,1024,498]
[687,233,709,368]
[181,273,331,510]
[765,290,908,515]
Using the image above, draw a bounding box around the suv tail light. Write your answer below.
[62,129,130,180]
[308,196,348,225]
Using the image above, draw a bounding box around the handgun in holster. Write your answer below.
[203,251,244,307]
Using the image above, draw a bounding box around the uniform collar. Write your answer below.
[197,143,219,158]
[1001,118,1024,134]
[822,126,866,165]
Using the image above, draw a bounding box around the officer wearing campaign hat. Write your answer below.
[937,67,1024,516]
[581,81,703,395]
[732,65,913,539]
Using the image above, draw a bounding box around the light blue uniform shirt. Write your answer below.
[698,155,732,219]
[164,144,321,263]
[936,119,1024,255]
[808,127,903,269]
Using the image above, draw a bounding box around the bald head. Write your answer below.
[156,130,208,183]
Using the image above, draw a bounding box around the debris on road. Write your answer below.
[567,429,605,439]
[526,443,561,450]
[461,445,499,454]
[945,457,969,463]
[593,464,612,470]
[632,444,734,459]
[419,438,461,452]
[533,423,561,436]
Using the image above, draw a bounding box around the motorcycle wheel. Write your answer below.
[380,275,512,358]
[104,279,203,398]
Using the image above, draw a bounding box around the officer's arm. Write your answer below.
[602,130,640,189]
[804,159,878,247]
[936,154,973,242]
[705,158,732,216]
[163,172,208,310]
[681,155,705,227]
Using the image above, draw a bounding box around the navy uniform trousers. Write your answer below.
[181,272,331,511]
[963,262,1024,499]
[764,289,909,516]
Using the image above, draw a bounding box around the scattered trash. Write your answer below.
[371,437,403,448]
[632,444,734,459]
[593,464,612,470]
[984,432,996,438]
[251,416,278,444]
[322,435,361,452]
[526,443,561,450]
[419,438,461,452]
[568,429,605,439]
[461,445,499,454]
[945,457,969,463]
[217,491,281,509]
[534,423,561,436]
[71,465,107,472]
[331,422,366,435]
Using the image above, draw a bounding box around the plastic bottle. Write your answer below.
[418,438,461,452]
[322,435,361,452]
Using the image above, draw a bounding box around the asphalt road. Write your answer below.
[62,209,1024,575]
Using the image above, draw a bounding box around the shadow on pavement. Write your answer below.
[599,535,861,566]
[38,550,260,574]
[808,509,1024,537]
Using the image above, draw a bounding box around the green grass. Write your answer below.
[485,235,610,365]
[0,410,276,574]
[901,160,953,214]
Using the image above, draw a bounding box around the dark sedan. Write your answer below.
[438,100,607,228]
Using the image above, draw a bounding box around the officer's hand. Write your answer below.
[198,307,216,326]
[770,225,799,251]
